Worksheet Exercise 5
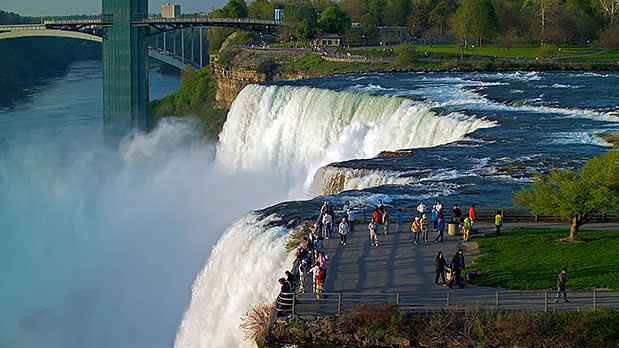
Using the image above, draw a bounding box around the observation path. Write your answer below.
[286,221,619,315]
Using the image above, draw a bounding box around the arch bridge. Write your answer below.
[0,6,281,139]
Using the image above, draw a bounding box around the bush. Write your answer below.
[240,303,275,345]
[597,25,619,51]
[255,59,280,76]
[394,45,420,68]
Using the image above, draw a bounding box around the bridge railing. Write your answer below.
[141,17,282,25]
[274,289,619,317]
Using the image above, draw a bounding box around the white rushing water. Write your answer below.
[217,85,496,194]
[173,84,495,348]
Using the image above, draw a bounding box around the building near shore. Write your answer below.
[347,24,411,46]
[162,3,181,18]
[310,34,343,47]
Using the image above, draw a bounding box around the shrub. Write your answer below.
[240,303,275,345]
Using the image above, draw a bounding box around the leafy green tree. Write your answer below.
[217,0,249,18]
[340,0,368,22]
[408,0,432,34]
[296,18,318,39]
[452,0,497,47]
[428,1,449,34]
[393,44,419,67]
[384,0,411,26]
[514,150,619,240]
[360,13,379,39]
[368,0,387,25]
[248,0,274,19]
[318,6,352,34]
[313,0,338,12]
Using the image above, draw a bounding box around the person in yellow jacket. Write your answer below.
[494,210,503,236]
[462,216,472,242]
[411,217,422,245]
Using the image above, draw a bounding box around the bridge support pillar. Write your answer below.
[102,0,149,138]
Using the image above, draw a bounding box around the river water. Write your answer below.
[0,61,617,348]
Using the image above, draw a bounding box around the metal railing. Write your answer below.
[274,289,619,317]
[140,17,282,25]
[343,207,619,224]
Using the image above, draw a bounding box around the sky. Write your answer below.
[2,0,228,17]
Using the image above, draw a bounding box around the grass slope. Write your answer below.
[468,228,619,290]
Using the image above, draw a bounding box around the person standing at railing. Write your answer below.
[417,201,426,218]
[555,268,569,303]
[298,259,308,293]
[343,200,350,220]
[372,208,383,237]
[494,210,503,236]
[276,277,293,313]
[435,252,447,286]
[285,270,296,293]
[309,264,326,299]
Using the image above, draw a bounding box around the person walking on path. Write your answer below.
[411,217,422,245]
[417,201,426,217]
[338,218,349,245]
[494,210,502,236]
[434,252,447,286]
[372,208,383,236]
[421,214,429,243]
[431,205,439,232]
[434,213,445,242]
[462,216,472,242]
[468,204,476,225]
[369,218,380,246]
[449,249,465,288]
[347,207,356,232]
[452,204,462,228]
[322,211,333,240]
[555,268,569,303]
[395,208,403,233]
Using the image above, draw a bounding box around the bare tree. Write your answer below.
[523,0,559,45]
[593,0,619,24]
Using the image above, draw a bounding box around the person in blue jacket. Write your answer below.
[434,212,445,242]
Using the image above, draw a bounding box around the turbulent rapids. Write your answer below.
[174,84,495,348]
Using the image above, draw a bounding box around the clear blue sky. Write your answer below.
[3,0,228,17]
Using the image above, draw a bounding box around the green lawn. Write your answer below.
[468,228,619,290]
[559,51,619,62]
[415,44,600,59]
[285,53,390,75]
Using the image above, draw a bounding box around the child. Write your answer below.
[368,218,379,246]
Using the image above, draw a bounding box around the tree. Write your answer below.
[220,0,248,18]
[318,6,352,34]
[452,0,497,47]
[360,13,379,39]
[296,18,318,39]
[592,0,619,24]
[384,0,411,26]
[340,0,368,22]
[428,1,449,34]
[368,0,387,25]
[313,0,338,12]
[408,0,432,34]
[523,0,559,45]
[514,150,619,240]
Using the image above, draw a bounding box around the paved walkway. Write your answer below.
[289,222,619,315]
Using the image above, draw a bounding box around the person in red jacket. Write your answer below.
[468,204,476,224]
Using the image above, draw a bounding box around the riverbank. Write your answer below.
[260,307,618,348]
[0,37,100,106]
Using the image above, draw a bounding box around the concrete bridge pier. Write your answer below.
[102,0,149,138]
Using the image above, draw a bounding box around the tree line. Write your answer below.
[210,0,619,49]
